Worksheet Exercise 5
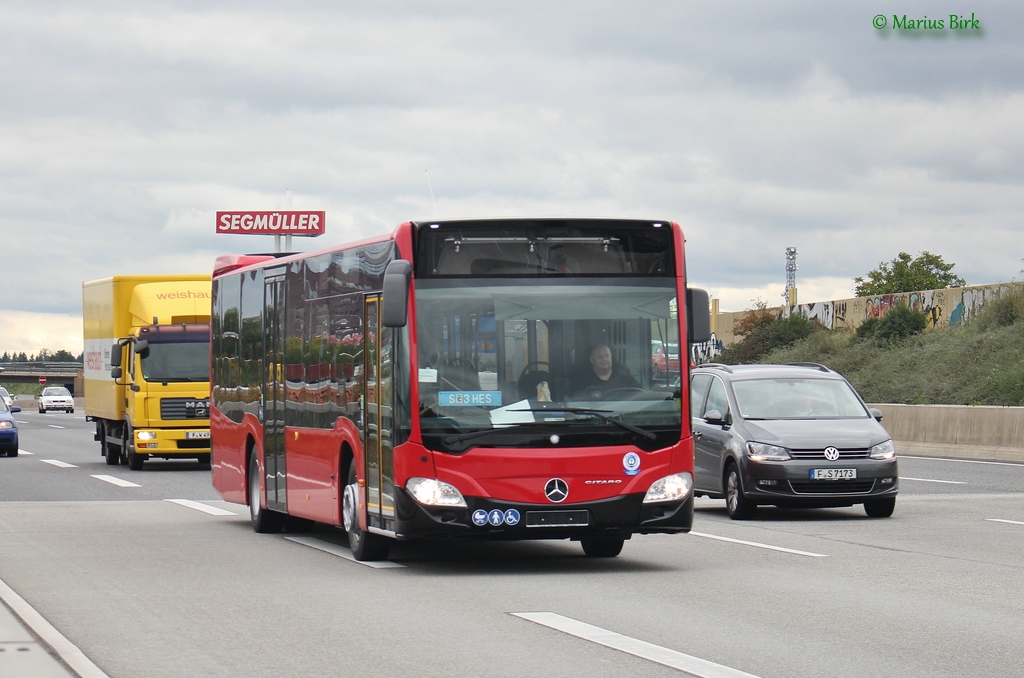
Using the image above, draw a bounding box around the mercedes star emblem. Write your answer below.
[544,478,569,503]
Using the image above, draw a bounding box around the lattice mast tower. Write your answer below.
[783,247,798,306]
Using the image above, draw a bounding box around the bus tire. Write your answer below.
[343,464,390,561]
[581,537,624,558]
[248,455,284,534]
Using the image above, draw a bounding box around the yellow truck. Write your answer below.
[83,276,212,470]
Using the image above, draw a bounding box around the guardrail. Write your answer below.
[871,403,1024,464]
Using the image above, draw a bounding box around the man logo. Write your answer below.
[824,446,841,461]
[544,478,569,503]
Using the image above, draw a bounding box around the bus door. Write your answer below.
[363,296,396,533]
[263,270,287,513]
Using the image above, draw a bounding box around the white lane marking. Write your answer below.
[47,425,66,429]
[91,474,141,488]
[987,518,1024,526]
[18,449,33,455]
[41,459,77,468]
[165,499,238,516]
[0,577,111,678]
[690,531,829,558]
[16,419,28,424]
[283,536,406,569]
[900,476,965,484]
[513,612,761,677]
[901,455,1024,468]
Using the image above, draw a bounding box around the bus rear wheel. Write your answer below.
[343,465,391,561]
[580,537,624,558]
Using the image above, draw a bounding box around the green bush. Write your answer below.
[974,287,1024,330]
[874,305,928,344]
[721,311,819,364]
[855,316,881,340]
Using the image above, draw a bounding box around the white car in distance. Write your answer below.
[38,386,75,414]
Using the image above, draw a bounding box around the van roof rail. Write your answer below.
[788,362,831,373]
[695,362,733,373]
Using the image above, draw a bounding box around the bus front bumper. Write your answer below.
[393,489,693,541]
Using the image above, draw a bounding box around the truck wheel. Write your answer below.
[248,455,284,533]
[105,445,120,465]
[123,426,144,471]
[197,453,211,469]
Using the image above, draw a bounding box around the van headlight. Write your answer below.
[747,442,791,461]
[406,478,468,507]
[643,472,693,503]
[869,440,896,460]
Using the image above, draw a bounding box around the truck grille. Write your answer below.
[161,398,210,420]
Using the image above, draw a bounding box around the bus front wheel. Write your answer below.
[343,465,391,561]
[580,537,624,558]
[248,455,284,534]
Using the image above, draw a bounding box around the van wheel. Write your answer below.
[725,464,756,520]
[343,464,390,561]
[248,455,284,533]
[864,497,896,518]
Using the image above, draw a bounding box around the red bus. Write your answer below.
[211,218,710,560]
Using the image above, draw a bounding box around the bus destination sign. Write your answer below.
[216,211,326,237]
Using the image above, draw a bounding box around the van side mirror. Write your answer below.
[703,409,728,426]
[869,407,884,422]
[687,287,711,344]
[382,259,413,327]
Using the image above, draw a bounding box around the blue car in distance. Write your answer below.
[0,400,21,457]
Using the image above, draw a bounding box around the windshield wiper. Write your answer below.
[510,407,657,440]
[442,423,543,446]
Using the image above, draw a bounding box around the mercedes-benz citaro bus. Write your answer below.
[210,218,710,560]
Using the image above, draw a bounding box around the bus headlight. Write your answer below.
[136,431,157,440]
[406,478,468,508]
[643,472,693,504]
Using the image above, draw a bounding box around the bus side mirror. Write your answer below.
[687,287,711,344]
[382,259,413,328]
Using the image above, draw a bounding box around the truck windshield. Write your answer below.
[415,279,682,453]
[140,341,210,382]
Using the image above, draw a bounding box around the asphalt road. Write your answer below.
[1,409,1023,677]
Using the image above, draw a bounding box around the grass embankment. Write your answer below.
[753,313,1024,406]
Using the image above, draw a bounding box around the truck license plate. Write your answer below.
[810,468,856,480]
[186,431,211,440]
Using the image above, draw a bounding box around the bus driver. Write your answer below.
[570,344,640,398]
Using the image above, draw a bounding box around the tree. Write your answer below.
[853,251,966,297]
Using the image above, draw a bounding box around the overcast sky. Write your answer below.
[2,1,1022,355]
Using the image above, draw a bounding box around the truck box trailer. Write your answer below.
[83,276,212,470]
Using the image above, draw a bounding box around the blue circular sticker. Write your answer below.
[472,509,489,526]
[488,509,505,526]
[504,509,521,526]
[623,451,641,476]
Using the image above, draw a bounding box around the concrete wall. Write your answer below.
[713,281,1024,349]
[871,403,1024,463]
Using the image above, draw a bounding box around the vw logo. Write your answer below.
[544,478,569,503]
[823,446,841,461]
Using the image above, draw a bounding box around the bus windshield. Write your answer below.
[415,279,682,452]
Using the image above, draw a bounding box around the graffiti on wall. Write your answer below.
[715,282,1024,347]
[691,332,723,365]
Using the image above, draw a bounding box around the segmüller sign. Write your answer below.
[216,211,326,237]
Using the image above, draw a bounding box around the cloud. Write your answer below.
[1,1,1022,350]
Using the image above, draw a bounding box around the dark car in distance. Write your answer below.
[690,363,898,519]
[0,399,21,457]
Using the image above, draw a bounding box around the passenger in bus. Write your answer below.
[569,344,640,398]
